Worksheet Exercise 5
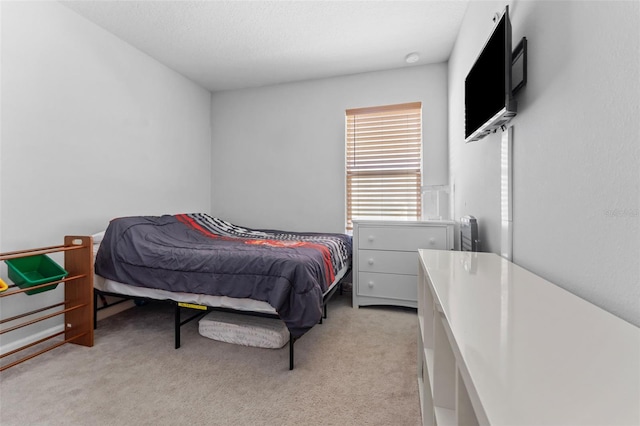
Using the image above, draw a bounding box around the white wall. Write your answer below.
[0,1,212,349]
[449,0,639,325]
[210,64,449,233]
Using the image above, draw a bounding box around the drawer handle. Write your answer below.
[368,258,374,265]
[429,237,436,245]
[368,281,375,288]
[368,235,375,242]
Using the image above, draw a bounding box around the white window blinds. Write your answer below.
[346,102,422,231]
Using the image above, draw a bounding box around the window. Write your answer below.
[346,102,422,231]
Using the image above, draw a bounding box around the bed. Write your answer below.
[93,213,352,369]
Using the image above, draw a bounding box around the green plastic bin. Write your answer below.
[5,254,68,295]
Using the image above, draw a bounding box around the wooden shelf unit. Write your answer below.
[0,236,94,372]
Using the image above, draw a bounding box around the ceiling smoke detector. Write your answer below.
[405,52,420,64]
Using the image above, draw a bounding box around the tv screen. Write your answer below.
[465,7,516,142]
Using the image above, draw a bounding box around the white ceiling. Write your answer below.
[61,0,469,92]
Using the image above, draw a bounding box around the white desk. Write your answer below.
[417,249,640,426]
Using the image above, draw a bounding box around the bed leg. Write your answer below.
[289,333,294,370]
[175,303,181,349]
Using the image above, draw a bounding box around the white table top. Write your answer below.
[419,249,640,426]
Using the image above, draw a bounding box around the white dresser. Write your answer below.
[352,220,454,308]
[417,250,640,426]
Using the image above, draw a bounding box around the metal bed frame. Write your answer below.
[93,269,349,370]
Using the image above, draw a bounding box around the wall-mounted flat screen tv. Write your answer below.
[465,6,517,143]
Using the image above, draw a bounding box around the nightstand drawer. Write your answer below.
[358,226,447,251]
[358,250,417,275]
[357,272,417,301]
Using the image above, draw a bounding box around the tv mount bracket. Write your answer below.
[512,37,528,95]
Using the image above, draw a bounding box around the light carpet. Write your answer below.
[0,293,420,425]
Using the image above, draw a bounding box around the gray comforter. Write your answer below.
[94,213,352,337]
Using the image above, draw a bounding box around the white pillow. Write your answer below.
[91,231,105,244]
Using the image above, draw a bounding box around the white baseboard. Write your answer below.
[96,299,135,321]
[0,324,65,356]
[0,299,135,356]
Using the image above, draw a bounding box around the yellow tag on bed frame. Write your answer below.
[178,302,207,310]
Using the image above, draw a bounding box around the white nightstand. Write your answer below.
[352,220,454,308]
